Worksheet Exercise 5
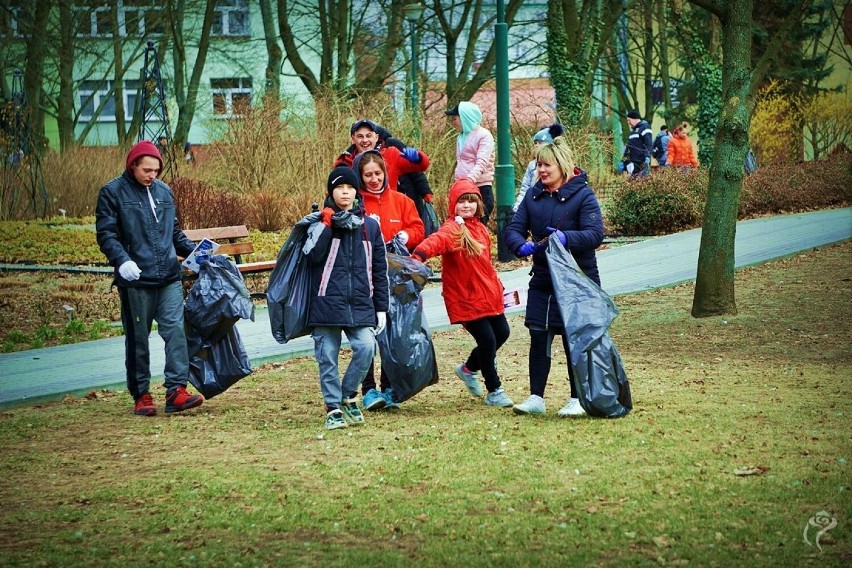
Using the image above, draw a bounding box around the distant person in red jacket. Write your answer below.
[412,179,514,408]
[351,149,426,410]
[667,122,700,170]
[335,119,433,203]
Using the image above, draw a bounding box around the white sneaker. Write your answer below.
[484,387,514,407]
[557,397,586,418]
[512,395,545,415]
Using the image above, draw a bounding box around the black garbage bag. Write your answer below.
[266,212,321,344]
[185,254,254,343]
[187,326,252,399]
[421,201,441,237]
[377,252,439,402]
[546,235,632,418]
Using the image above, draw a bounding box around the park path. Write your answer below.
[1,208,849,407]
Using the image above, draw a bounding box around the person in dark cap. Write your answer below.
[621,109,653,177]
[95,140,203,417]
[308,166,389,430]
[334,119,434,219]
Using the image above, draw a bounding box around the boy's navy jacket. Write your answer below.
[306,209,389,328]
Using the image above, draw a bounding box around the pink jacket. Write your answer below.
[454,127,495,186]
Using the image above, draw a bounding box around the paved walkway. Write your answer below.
[1,208,849,407]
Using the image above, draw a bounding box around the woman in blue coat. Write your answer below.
[504,136,605,418]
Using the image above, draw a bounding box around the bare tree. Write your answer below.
[276,0,408,98]
[169,0,217,146]
[546,0,625,128]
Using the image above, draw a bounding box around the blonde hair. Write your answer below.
[455,193,485,256]
[535,136,575,180]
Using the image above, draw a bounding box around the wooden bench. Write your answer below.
[181,226,276,296]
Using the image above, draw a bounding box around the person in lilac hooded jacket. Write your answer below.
[447,101,495,224]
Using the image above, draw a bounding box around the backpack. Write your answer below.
[652,134,665,160]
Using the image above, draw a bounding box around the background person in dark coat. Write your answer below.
[309,166,389,430]
[95,140,203,416]
[622,109,653,177]
[504,136,605,418]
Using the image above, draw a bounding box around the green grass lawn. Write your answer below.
[0,242,849,567]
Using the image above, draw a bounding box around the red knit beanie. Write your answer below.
[125,140,164,171]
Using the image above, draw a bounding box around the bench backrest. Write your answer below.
[183,225,254,262]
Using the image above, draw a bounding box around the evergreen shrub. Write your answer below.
[607,168,706,235]
[607,154,851,235]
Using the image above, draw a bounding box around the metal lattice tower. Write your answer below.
[0,69,48,219]
[136,40,178,181]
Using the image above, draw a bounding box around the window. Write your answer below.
[212,0,250,37]
[211,77,253,117]
[650,79,682,107]
[0,1,26,38]
[78,79,140,122]
[73,0,163,38]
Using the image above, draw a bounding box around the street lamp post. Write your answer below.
[405,3,423,140]
[494,0,515,261]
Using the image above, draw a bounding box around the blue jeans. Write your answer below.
[312,326,376,410]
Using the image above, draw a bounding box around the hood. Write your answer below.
[448,178,481,214]
[125,140,163,172]
[351,149,387,194]
[458,101,482,135]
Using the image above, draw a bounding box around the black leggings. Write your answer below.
[528,327,577,399]
[462,314,510,393]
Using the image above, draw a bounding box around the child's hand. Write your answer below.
[321,207,335,227]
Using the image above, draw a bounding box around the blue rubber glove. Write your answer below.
[401,147,421,163]
[644,156,651,165]
[545,226,567,246]
[517,242,536,257]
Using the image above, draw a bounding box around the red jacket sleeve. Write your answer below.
[413,220,458,260]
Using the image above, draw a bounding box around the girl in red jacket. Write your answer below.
[413,179,514,407]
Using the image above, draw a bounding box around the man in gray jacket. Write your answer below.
[96,140,203,416]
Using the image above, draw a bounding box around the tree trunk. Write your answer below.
[23,0,52,150]
[173,0,216,145]
[110,0,128,145]
[259,0,282,100]
[642,0,654,120]
[656,0,673,120]
[56,0,76,151]
[691,0,752,317]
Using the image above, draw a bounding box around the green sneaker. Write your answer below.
[325,409,348,430]
[341,399,365,425]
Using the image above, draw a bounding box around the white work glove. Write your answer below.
[375,312,387,335]
[626,162,635,175]
[396,231,409,246]
[118,260,141,281]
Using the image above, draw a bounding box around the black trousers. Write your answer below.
[362,359,391,394]
[528,327,577,399]
[478,184,494,225]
